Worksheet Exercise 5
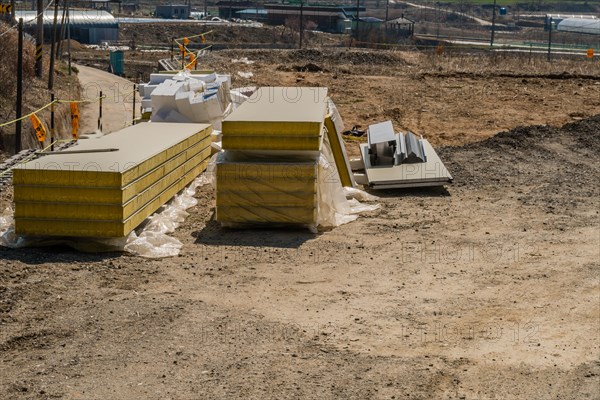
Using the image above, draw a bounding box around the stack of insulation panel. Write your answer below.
[216,87,328,226]
[13,122,212,238]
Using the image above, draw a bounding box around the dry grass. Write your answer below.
[0,22,82,154]
[0,22,35,108]
[418,50,600,76]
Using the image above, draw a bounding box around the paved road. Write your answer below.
[395,1,496,26]
[75,64,140,135]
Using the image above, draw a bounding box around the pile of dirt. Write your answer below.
[439,114,600,211]
[469,114,600,152]
[232,48,408,66]
[121,23,298,46]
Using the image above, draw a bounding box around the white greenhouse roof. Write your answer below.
[557,18,600,35]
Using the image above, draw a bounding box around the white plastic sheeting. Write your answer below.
[0,174,212,258]
[317,135,380,229]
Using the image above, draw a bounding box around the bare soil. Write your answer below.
[0,49,599,399]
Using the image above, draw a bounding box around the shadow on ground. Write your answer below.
[0,245,122,264]
[193,219,316,249]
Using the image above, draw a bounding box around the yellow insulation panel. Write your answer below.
[217,161,317,180]
[216,206,316,225]
[15,159,209,238]
[15,147,211,220]
[216,190,316,208]
[13,136,212,203]
[221,134,322,151]
[222,121,323,137]
[13,122,212,187]
[222,87,328,138]
[324,113,354,188]
[217,177,316,193]
[215,156,318,225]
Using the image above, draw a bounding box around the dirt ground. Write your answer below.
[1,49,599,399]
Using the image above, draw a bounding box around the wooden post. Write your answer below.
[57,0,67,59]
[35,0,43,78]
[490,0,497,47]
[48,0,59,89]
[171,37,174,61]
[98,90,103,132]
[67,1,71,75]
[355,0,360,43]
[299,1,303,49]
[50,93,55,151]
[16,18,23,153]
[547,18,553,62]
[132,84,136,125]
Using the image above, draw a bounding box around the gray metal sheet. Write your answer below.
[361,140,452,188]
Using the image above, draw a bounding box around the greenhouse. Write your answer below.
[557,18,600,36]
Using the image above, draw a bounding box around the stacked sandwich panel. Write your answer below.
[13,122,213,238]
[216,87,328,226]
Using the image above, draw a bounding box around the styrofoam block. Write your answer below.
[151,81,185,114]
[142,84,158,98]
[151,108,191,123]
[175,91,195,121]
[188,95,210,122]
[188,80,206,93]
[141,99,152,109]
[149,73,178,85]
[204,96,225,120]
[193,72,217,83]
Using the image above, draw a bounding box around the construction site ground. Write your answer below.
[1,48,599,399]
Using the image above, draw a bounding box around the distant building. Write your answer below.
[235,9,268,22]
[216,1,257,19]
[557,18,600,35]
[122,0,141,14]
[544,14,597,30]
[385,16,415,37]
[155,4,191,20]
[264,3,366,33]
[15,10,118,44]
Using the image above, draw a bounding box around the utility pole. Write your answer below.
[355,0,360,43]
[10,0,15,22]
[35,0,43,78]
[547,17,553,62]
[385,0,389,23]
[299,0,303,49]
[67,0,71,75]
[490,0,497,47]
[16,18,23,154]
[57,0,67,59]
[49,0,59,89]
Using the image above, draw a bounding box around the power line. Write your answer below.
[0,0,55,38]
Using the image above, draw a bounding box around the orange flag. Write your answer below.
[200,34,206,44]
[183,37,190,46]
[188,54,197,70]
[70,102,80,139]
[29,113,47,142]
